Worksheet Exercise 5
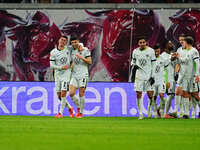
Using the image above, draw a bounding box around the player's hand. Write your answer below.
[61,65,69,70]
[195,75,199,83]
[166,82,170,90]
[76,53,83,59]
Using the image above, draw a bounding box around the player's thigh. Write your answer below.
[134,79,145,92]
[153,85,159,97]
[189,80,199,93]
[55,80,61,93]
[61,81,69,92]
[145,80,154,92]
[69,78,78,96]
[181,79,190,93]
[78,77,88,89]
[158,83,166,96]
[79,87,86,97]
[168,82,176,94]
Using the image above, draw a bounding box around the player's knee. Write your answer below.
[136,92,142,99]
[69,91,75,97]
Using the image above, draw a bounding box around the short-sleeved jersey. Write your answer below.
[179,47,199,79]
[71,47,91,79]
[160,52,176,83]
[177,47,187,77]
[131,46,156,80]
[153,55,169,84]
[50,47,72,81]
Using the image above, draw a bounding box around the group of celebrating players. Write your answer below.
[131,34,200,119]
[50,35,92,118]
[50,33,200,120]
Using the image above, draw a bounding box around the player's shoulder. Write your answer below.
[83,47,91,56]
[146,46,154,53]
[50,47,58,55]
[177,47,183,53]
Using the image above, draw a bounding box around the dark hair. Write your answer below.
[179,34,185,38]
[70,35,79,42]
[184,36,194,45]
[153,43,160,50]
[137,36,147,43]
[61,35,68,40]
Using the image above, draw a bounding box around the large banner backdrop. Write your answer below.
[0,9,200,82]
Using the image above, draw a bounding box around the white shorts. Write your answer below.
[55,80,69,92]
[167,81,176,94]
[181,78,199,93]
[154,83,166,96]
[134,78,153,92]
[70,76,88,88]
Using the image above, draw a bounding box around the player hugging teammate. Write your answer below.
[131,35,200,119]
[50,35,92,118]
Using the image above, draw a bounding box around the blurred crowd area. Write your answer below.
[0,0,199,3]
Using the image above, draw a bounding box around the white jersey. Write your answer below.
[177,47,187,78]
[131,46,156,80]
[71,47,91,79]
[179,47,199,79]
[50,46,72,81]
[160,52,176,83]
[153,55,169,84]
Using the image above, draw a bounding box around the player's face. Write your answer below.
[58,37,67,47]
[155,48,160,57]
[166,41,174,52]
[138,39,147,50]
[179,36,184,47]
[182,40,188,49]
[71,40,79,49]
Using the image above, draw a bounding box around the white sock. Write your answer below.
[152,100,157,117]
[160,97,165,117]
[180,97,184,115]
[147,99,152,117]
[165,95,174,115]
[59,97,66,114]
[174,95,181,113]
[183,98,190,116]
[71,95,80,108]
[192,97,197,117]
[137,98,142,116]
[80,96,85,114]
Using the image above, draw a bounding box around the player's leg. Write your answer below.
[165,82,175,118]
[55,81,63,118]
[77,77,88,118]
[159,93,165,118]
[78,87,86,118]
[147,90,154,118]
[134,79,144,119]
[182,91,190,119]
[170,86,183,118]
[60,81,73,117]
[69,78,80,115]
[191,92,200,118]
[152,85,158,118]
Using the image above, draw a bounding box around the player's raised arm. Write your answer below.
[76,44,92,65]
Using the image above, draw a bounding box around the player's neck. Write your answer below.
[57,45,65,50]
[186,45,192,50]
[139,46,147,51]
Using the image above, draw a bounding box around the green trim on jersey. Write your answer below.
[164,68,168,84]
[193,61,196,73]
[54,70,56,78]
